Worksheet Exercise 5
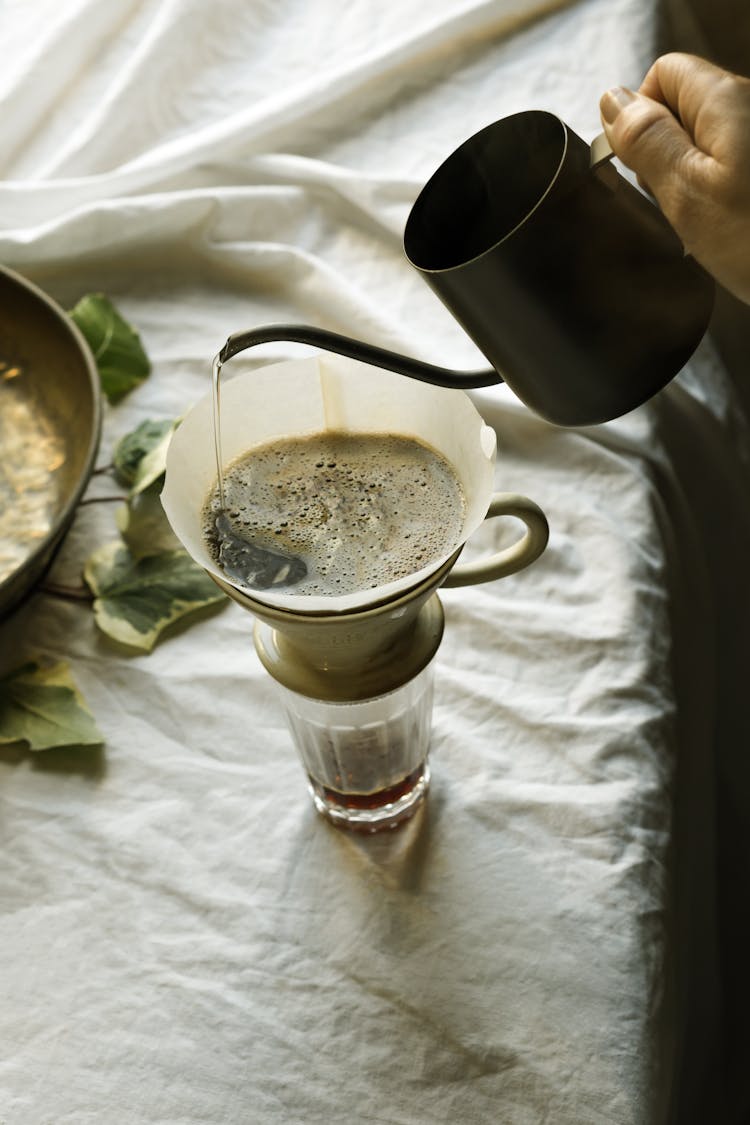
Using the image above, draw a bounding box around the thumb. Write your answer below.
[599,86,695,203]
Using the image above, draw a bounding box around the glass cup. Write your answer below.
[275,660,435,832]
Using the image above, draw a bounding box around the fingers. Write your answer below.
[638,53,734,144]
[599,53,750,302]
[598,85,698,205]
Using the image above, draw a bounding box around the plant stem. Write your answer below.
[79,495,127,506]
[41,582,94,603]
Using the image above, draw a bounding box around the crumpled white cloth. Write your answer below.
[1,1,748,1122]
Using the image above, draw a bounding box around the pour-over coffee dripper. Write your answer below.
[162,355,549,831]
[216,110,714,429]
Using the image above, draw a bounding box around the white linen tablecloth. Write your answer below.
[2,1,749,1122]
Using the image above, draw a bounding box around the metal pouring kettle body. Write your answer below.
[403,110,714,426]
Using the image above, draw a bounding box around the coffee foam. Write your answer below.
[202,431,465,597]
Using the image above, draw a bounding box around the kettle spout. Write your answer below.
[218,323,502,390]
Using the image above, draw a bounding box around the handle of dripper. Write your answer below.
[218,324,502,390]
[442,493,549,588]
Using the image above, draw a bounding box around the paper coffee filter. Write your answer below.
[161,353,497,612]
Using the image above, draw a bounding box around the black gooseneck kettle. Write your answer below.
[219,110,714,428]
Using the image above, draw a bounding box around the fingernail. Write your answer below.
[600,86,636,125]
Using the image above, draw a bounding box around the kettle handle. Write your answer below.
[590,131,615,169]
[218,324,502,390]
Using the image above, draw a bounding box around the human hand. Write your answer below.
[600,53,750,304]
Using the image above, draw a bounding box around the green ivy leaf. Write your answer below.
[83,541,226,652]
[113,418,176,489]
[0,662,104,751]
[116,493,181,560]
[69,293,151,404]
[129,422,178,495]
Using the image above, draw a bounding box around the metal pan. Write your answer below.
[0,265,101,620]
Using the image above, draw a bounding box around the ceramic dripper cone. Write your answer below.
[160,353,497,615]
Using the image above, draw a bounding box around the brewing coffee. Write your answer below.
[202,431,465,596]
